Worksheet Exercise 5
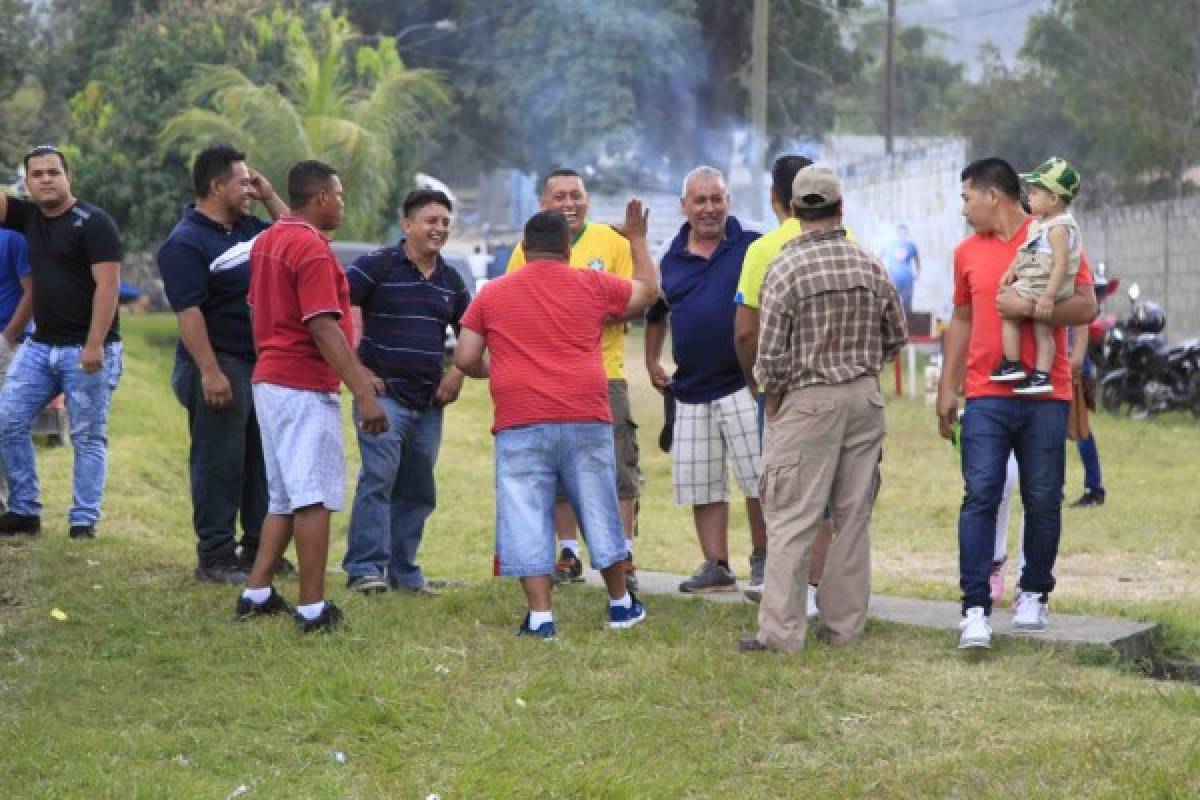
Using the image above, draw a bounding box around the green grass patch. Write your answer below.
[1,315,1198,798]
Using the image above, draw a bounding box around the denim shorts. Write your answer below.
[494,422,626,577]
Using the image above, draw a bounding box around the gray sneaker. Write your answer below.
[679,560,737,593]
[748,549,766,591]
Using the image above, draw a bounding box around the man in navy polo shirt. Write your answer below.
[342,189,470,594]
[645,166,768,594]
[157,143,289,583]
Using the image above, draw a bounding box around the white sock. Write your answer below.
[528,609,553,628]
[242,586,271,603]
[296,600,326,621]
[560,539,579,556]
[624,538,634,555]
[609,592,632,609]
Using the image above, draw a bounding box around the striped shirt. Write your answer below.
[756,227,907,394]
[347,243,470,409]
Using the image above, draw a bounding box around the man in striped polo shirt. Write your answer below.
[342,189,471,594]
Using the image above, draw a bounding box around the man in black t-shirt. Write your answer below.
[157,143,290,584]
[0,145,123,539]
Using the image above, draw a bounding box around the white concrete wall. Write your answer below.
[837,141,969,320]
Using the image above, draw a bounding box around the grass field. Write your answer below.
[1,314,1198,798]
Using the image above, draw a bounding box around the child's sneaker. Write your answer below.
[517,613,557,640]
[234,587,291,620]
[1013,371,1053,395]
[1013,591,1048,631]
[294,602,344,633]
[608,591,646,629]
[958,606,992,649]
[990,359,1027,383]
[988,559,1006,603]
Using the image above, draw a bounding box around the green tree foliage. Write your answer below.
[1020,0,1200,198]
[953,48,1088,187]
[159,9,447,240]
[836,15,964,137]
[61,0,265,250]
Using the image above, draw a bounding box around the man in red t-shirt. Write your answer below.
[235,160,388,634]
[937,158,1097,649]
[455,204,658,638]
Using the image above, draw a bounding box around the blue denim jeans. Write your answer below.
[958,396,1068,613]
[494,422,625,577]
[343,397,443,589]
[171,354,267,563]
[0,341,123,525]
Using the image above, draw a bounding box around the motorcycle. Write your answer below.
[1098,283,1200,419]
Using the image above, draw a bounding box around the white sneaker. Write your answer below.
[806,584,819,618]
[1013,591,1048,631]
[958,606,992,649]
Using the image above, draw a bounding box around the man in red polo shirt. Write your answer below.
[455,203,658,639]
[235,160,388,633]
[937,158,1097,649]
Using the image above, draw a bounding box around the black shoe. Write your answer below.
[238,548,297,577]
[294,601,344,633]
[990,359,1027,383]
[0,511,41,536]
[1071,488,1106,508]
[195,556,249,585]
[346,573,388,594]
[1013,370,1053,395]
[553,548,584,584]
[738,636,771,653]
[68,525,96,540]
[234,586,292,620]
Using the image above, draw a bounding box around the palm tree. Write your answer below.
[159,9,447,240]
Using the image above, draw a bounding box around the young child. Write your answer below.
[990,157,1083,395]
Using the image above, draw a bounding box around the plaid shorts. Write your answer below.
[671,387,762,505]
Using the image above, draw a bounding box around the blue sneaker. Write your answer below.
[608,591,646,630]
[517,612,557,640]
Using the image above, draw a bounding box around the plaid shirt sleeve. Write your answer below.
[880,279,908,362]
[754,259,794,395]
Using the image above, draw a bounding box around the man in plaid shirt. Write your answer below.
[740,165,906,654]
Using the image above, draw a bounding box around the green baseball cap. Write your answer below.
[1021,157,1081,199]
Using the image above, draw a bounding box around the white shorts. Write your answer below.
[252,382,346,515]
[671,388,762,505]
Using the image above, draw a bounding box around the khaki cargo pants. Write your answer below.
[756,376,885,652]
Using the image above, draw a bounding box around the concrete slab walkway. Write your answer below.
[584,569,1161,663]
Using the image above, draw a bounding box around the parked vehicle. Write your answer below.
[1098,283,1200,419]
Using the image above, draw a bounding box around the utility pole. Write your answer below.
[885,0,896,155]
[751,0,768,221]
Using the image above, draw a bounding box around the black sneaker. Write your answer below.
[294,601,344,633]
[1013,370,1053,395]
[346,573,388,594]
[1070,488,1106,508]
[990,359,1027,383]
[68,525,96,540]
[195,556,248,585]
[553,548,584,584]
[238,548,297,577]
[0,511,41,536]
[234,586,292,620]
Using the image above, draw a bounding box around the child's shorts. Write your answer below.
[1009,249,1077,301]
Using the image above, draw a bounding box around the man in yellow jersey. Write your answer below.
[507,168,639,587]
[733,155,853,614]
